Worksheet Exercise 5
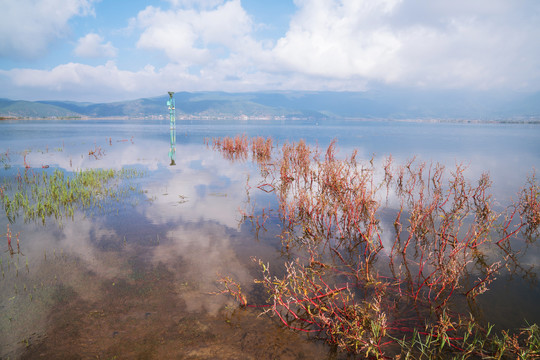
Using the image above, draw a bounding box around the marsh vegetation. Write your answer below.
[213,135,540,358]
[2,167,144,225]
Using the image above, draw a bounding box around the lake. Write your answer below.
[1,118,539,358]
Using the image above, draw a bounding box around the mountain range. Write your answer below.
[1,90,540,121]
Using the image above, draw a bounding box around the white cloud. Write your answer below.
[0,57,361,102]
[7,61,138,89]
[0,0,96,59]
[273,0,540,91]
[134,0,254,64]
[0,61,172,101]
[74,33,118,58]
[166,0,225,9]
[272,0,401,78]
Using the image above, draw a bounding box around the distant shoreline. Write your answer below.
[1,115,539,125]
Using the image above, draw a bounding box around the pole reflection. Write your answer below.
[167,92,176,166]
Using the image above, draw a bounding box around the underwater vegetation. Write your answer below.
[214,136,540,359]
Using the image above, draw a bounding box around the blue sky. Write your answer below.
[1,0,539,102]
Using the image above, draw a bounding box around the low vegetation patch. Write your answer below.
[1,167,144,225]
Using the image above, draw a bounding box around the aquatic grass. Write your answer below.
[390,316,540,359]
[2,167,144,225]
[0,150,10,169]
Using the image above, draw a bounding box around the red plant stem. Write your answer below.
[23,153,30,168]
[273,306,319,333]
[6,224,14,254]
[496,225,524,245]
[464,267,496,298]
[288,286,348,306]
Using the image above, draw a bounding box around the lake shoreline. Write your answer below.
[2,116,540,125]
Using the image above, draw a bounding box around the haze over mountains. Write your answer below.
[1,90,539,122]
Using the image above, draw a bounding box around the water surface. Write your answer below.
[0,118,539,358]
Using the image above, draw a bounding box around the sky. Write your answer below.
[0,0,539,102]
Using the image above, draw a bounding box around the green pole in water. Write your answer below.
[167,92,176,165]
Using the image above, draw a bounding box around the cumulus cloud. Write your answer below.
[74,33,118,58]
[273,0,402,79]
[0,61,172,101]
[7,61,140,89]
[273,0,540,90]
[0,57,341,102]
[0,0,96,59]
[134,0,255,65]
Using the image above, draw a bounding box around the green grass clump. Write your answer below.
[1,168,143,225]
[393,316,540,359]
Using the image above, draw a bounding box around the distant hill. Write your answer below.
[0,99,80,118]
[1,89,540,121]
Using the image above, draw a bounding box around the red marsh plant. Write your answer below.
[2,223,20,256]
[88,144,105,160]
[213,136,540,358]
[251,136,273,164]
[211,134,249,161]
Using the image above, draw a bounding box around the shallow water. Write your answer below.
[0,118,539,358]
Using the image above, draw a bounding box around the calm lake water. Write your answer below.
[0,118,539,358]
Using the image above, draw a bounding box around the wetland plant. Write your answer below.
[214,136,540,358]
[1,167,144,225]
[251,136,273,163]
[88,144,105,160]
[211,134,249,161]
